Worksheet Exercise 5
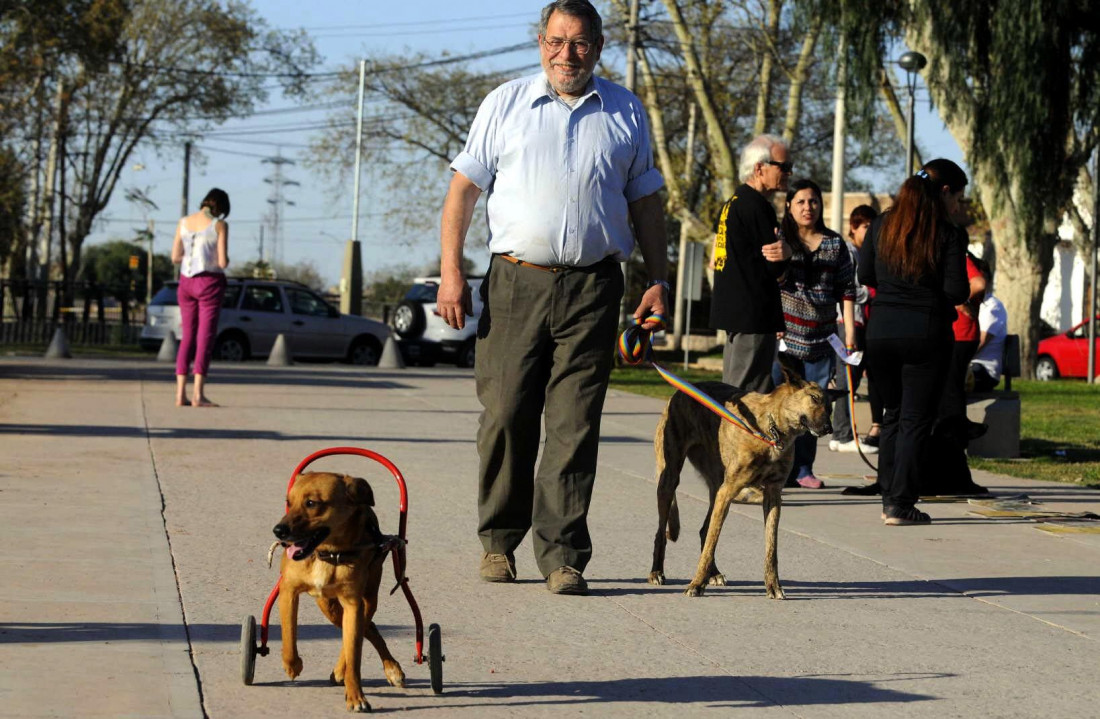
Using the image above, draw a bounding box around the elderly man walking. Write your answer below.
[435,0,669,595]
[710,135,793,393]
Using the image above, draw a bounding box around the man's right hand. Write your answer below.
[436,274,473,330]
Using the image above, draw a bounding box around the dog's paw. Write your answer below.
[683,583,706,597]
[765,583,786,600]
[383,660,405,688]
[706,572,727,587]
[329,671,341,686]
[345,690,372,713]
[647,571,666,586]
[283,656,303,679]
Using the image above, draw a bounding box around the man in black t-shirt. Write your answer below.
[709,134,793,393]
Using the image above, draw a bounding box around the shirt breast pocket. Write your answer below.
[592,129,635,185]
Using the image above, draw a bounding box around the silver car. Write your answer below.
[141,279,390,365]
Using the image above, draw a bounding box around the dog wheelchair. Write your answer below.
[239,446,444,694]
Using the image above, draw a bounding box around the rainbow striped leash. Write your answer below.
[618,315,778,447]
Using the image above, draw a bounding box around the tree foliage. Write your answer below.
[80,239,172,299]
[305,52,530,246]
[833,0,1100,373]
[0,0,318,292]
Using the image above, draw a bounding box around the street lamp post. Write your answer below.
[898,51,927,177]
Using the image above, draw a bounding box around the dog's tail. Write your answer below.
[667,496,680,542]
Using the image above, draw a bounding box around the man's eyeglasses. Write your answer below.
[542,37,594,56]
[763,160,793,173]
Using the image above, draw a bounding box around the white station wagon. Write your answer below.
[141,278,391,365]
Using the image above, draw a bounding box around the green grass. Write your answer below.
[610,364,1100,488]
[609,356,723,399]
[969,379,1100,488]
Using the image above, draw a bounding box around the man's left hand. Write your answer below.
[762,236,792,263]
[633,284,668,330]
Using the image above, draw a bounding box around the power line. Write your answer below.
[287,12,534,31]
[112,42,532,81]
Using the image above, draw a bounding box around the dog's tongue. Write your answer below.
[286,543,307,560]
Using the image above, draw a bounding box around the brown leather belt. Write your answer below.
[496,253,567,273]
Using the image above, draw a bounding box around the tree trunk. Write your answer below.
[753,0,782,136]
[781,14,823,143]
[661,0,736,199]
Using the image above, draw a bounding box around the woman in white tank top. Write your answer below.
[171,188,230,407]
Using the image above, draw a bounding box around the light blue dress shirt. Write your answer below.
[451,72,664,267]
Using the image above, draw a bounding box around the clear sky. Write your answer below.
[86,1,962,289]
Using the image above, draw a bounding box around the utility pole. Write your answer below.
[146,219,154,307]
[35,81,65,317]
[181,140,191,217]
[262,152,299,268]
[672,102,697,351]
[343,59,367,316]
[1088,147,1098,384]
[830,35,847,233]
[619,0,641,331]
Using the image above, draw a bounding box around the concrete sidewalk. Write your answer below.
[0,357,1097,718]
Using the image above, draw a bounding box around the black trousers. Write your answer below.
[865,330,952,508]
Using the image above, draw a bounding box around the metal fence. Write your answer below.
[0,279,145,346]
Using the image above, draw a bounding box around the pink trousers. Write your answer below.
[176,273,227,376]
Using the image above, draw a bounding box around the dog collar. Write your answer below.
[315,536,405,565]
[315,549,362,565]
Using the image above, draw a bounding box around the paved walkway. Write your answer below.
[0,357,1097,718]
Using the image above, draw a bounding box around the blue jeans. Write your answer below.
[773,353,835,479]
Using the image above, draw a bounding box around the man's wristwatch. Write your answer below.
[646,279,670,292]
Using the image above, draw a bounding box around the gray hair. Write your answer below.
[539,0,603,41]
[738,134,787,182]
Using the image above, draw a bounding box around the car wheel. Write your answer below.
[457,339,476,368]
[392,301,426,338]
[348,336,382,366]
[214,332,250,362]
[1035,356,1059,381]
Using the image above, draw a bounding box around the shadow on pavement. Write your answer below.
[0,622,404,644]
[0,423,476,443]
[591,576,1100,599]
[432,673,941,707]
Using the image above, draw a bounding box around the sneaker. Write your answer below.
[883,505,932,526]
[795,474,825,489]
[862,433,880,448]
[732,486,764,504]
[546,566,588,595]
[835,439,877,454]
[842,482,882,496]
[828,440,840,451]
[479,552,516,583]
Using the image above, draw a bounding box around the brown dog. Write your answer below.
[272,471,404,713]
[648,368,834,598]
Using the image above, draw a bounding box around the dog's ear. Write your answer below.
[777,358,806,388]
[344,475,374,506]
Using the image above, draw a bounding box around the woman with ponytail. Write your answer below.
[857,160,970,525]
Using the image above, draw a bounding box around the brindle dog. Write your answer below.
[648,367,834,598]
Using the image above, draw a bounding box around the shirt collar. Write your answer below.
[529,72,604,109]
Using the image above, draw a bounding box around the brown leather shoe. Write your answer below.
[546,566,588,595]
[479,552,516,583]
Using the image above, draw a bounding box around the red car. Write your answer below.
[1035,314,1100,380]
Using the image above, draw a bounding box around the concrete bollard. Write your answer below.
[44,327,72,359]
[157,331,178,362]
[377,335,405,369]
[267,333,292,366]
